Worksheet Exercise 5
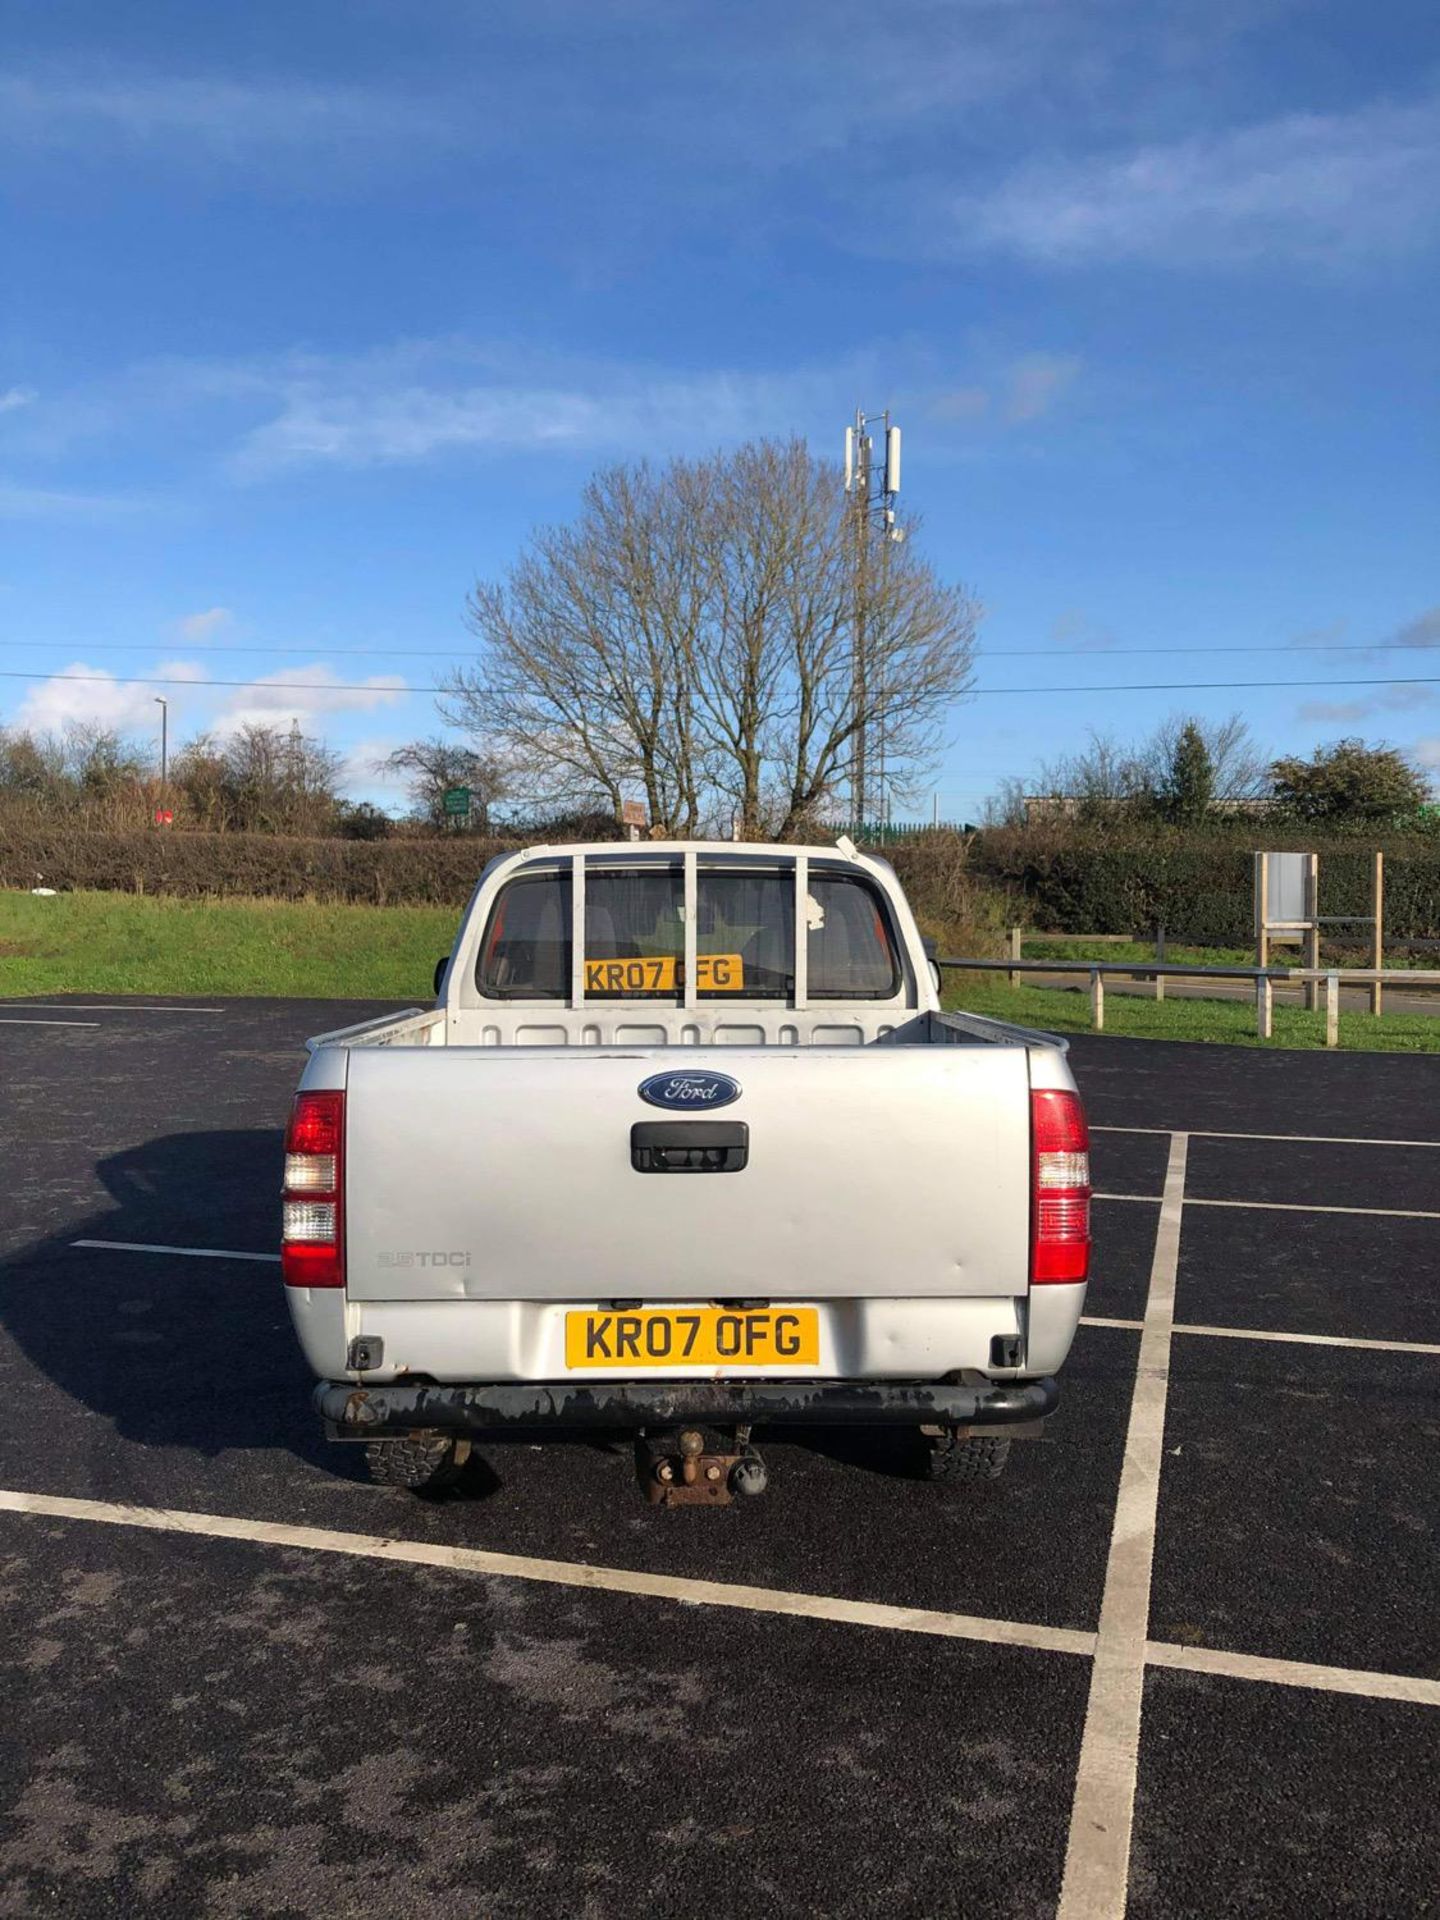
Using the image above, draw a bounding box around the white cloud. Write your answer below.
[234,386,605,474]
[927,353,1080,430]
[227,349,852,475]
[13,663,184,738]
[944,96,1440,268]
[0,387,37,415]
[1413,737,1440,775]
[337,735,415,800]
[1004,353,1081,423]
[1392,606,1440,650]
[176,606,233,641]
[6,657,405,747]
[0,482,154,520]
[4,333,1079,491]
[210,663,408,735]
[0,71,455,169]
[1298,684,1436,723]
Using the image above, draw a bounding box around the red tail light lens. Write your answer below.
[282,1090,344,1288]
[1031,1087,1091,1284]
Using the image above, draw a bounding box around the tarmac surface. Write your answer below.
[0,998,1437,1918]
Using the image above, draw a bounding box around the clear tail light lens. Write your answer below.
[282,1090,344,1288]
[1031,1088,1091,1285]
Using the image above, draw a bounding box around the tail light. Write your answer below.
[282,1090,344,1288]
[1031,1087,1090,1284]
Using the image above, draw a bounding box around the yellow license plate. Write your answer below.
[582,954,745,994]
[565,1307,819,1369]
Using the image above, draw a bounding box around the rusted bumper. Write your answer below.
[315,1373,1058,1436]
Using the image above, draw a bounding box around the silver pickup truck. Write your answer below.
[282,837,1091,1503]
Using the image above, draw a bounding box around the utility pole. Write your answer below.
[154,696,168,791]
[843,409,903,828]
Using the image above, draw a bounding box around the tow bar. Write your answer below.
[638,1426,769,1507]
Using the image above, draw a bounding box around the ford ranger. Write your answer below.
[282,837,1091,1502]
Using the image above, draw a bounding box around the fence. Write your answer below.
[936,956,1440,1046]
[825,820,976,844]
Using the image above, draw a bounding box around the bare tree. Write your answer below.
[381,736,511,831]
[1143,712,1269,803]
[444,439,979,839]
[171,722,341,833]
[1022,730,1153,818]
[1000,711,1272,823]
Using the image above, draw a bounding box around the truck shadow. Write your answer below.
[0,1125,953,1495]
[0,1126,351,1475]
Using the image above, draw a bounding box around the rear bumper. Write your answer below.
[315,1373,1059,1436]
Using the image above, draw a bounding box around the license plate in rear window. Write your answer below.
[564,1307,819,1369]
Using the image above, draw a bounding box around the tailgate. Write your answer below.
[344,1047,1031,1302]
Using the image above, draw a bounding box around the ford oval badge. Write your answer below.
[638,1070,741,1112]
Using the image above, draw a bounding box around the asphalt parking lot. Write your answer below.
[1,999,1437,1919]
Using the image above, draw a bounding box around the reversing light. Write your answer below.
[1031,1088,1091,1285]
[281,1090,344,1288]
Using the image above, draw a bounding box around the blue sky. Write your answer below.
[3,0,1438,816]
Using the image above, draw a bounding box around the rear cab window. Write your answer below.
[475,860,902,1001]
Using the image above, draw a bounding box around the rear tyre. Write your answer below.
[925,1432,1010,1484]
[364,1434,469,1493]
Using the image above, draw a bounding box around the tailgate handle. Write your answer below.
[630,1121,749,1174]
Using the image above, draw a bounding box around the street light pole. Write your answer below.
[154,696,168,796]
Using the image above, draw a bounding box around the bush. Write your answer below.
[0,826,517,905]
[968,823,1440,944]
[878,830,1016,957]
[6,819,1438,952]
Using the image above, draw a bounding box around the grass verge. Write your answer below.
[945,976,1440,1053]
[3,888,1437,1050]
[0,890,455,1000]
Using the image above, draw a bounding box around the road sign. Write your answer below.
[620,799,646,828]
[442,786,471,818]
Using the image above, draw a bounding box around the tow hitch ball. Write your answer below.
[639,1428,768,1506]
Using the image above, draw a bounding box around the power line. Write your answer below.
[0,669,422,693]
[983,642,1429,658]
[975,675,1440,697]
[2,668,1439,699]
[0,638,465,661]
[0,636,1430,664]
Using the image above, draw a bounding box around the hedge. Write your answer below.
[0,826,517,906]
[969,826,1440,945]
[5,821,1439,947]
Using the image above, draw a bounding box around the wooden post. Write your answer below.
[1254,852,1269,973]
[1090,967,1105,1032]
[1370,851,1384,1017]
[1256,974,1273,1040]
[1154,924,1165,1002]
[1302,853,1321,1012]
[1007,925,1022,989]
[1324,970,1340,1048]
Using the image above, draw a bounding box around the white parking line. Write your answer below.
[0,1487,1094,1657]
[1191,1197,1440,1221]
[2,1003,226,1014]
[1084,1317,1440,1355]
[1058,1130,1189,1920]
[72,1239,280,1264]
[1098,1192,1440,1221]
[5,1484,1434,1725]
[0,1018,100,1028]
[1147,1641,1440,1709]
[1174,1323,1440,1358]
[1094,1125,1440,1150]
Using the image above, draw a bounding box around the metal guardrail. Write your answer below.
[935,955,1440,1045]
